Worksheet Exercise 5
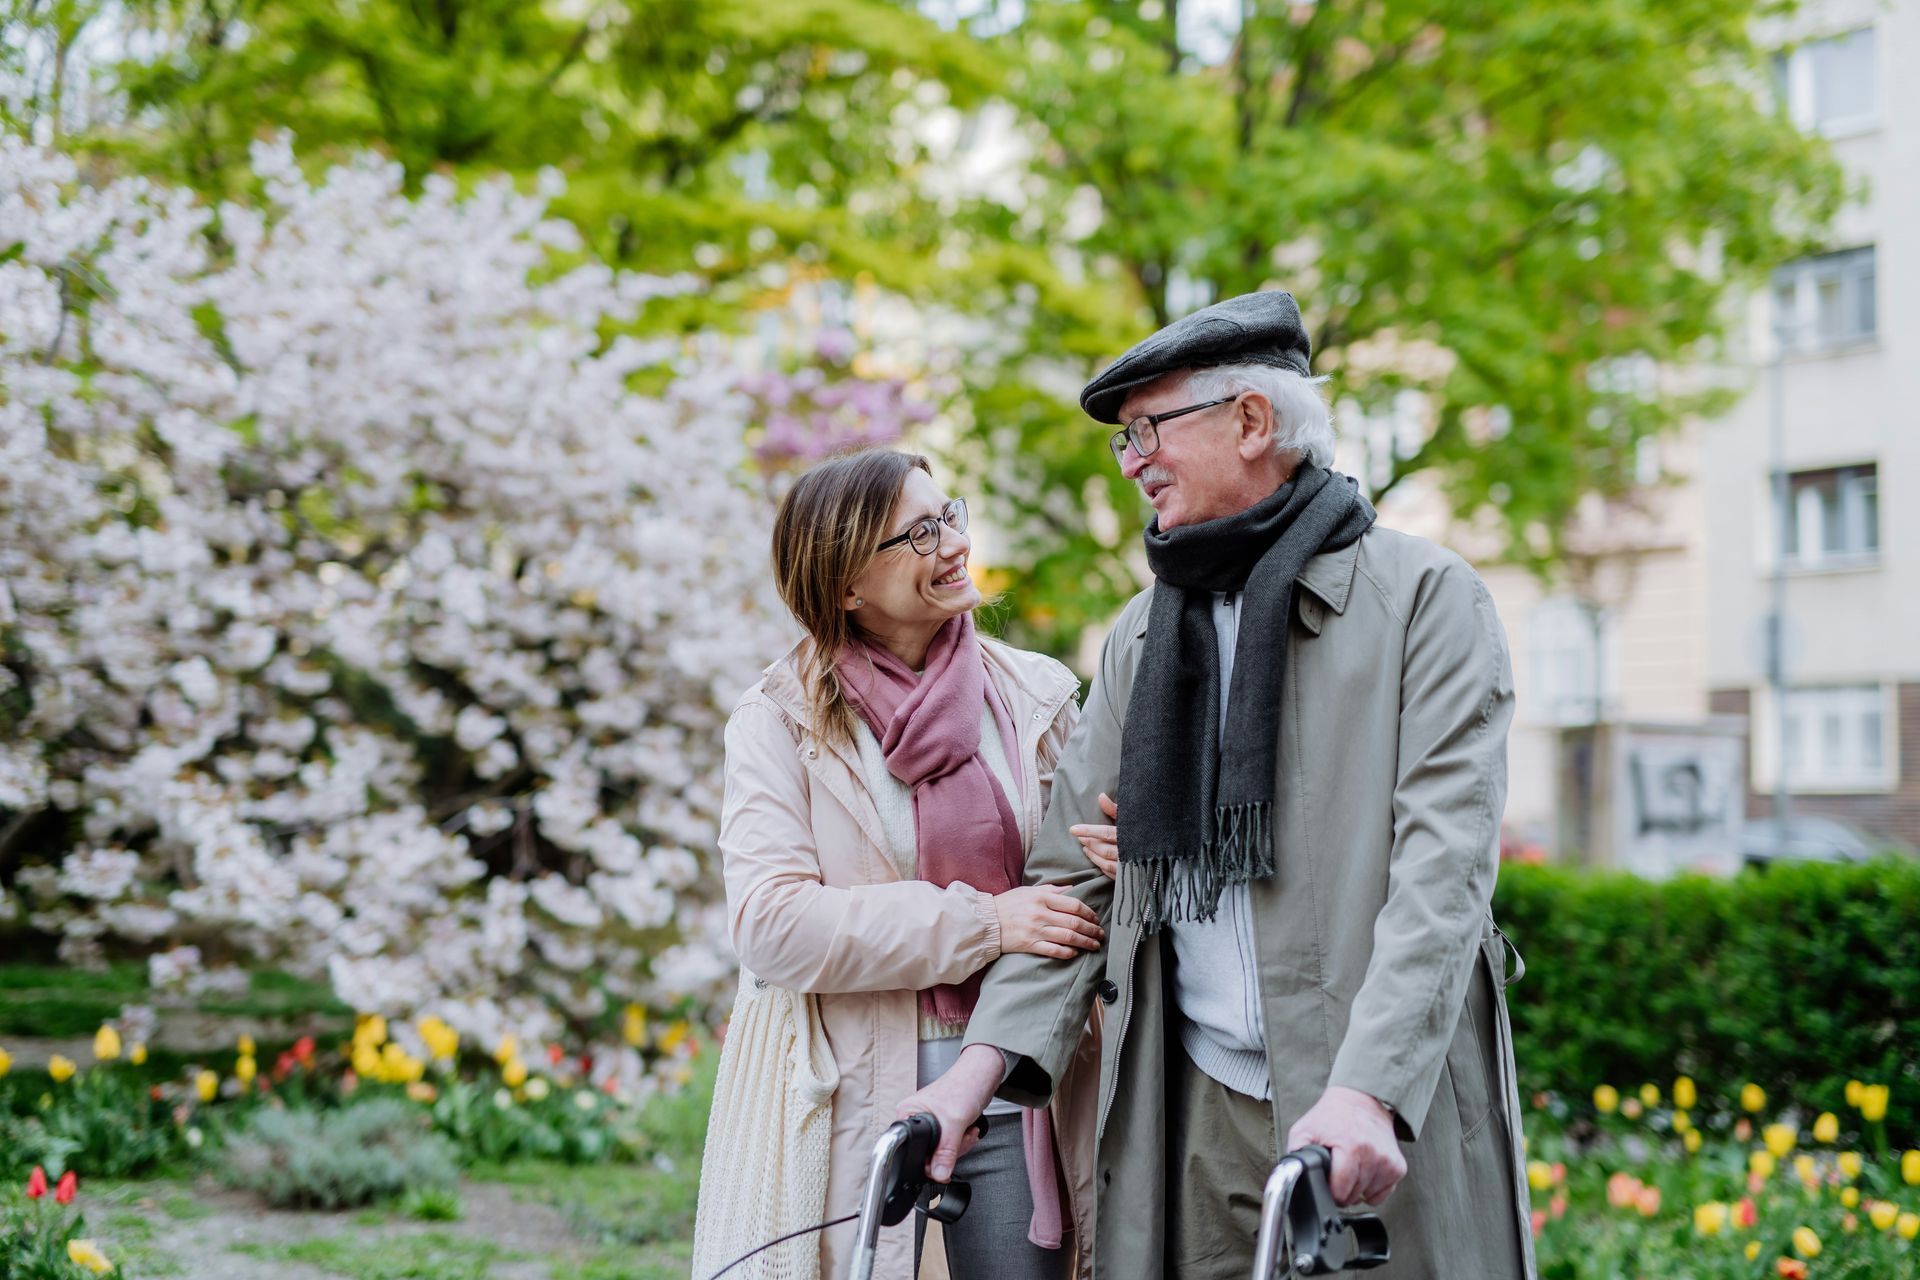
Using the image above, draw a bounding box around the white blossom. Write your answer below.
[0,136,796,1055]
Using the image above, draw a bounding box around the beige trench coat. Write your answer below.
[718,635,1102,1280]
[964,525,1537,1279]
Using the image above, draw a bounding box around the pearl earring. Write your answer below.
[853,597,864,607]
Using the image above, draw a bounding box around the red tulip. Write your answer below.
[293,1035,316,1065]
[577,1053,593,1074]
[547,1043,564,1066]
[26,1166,47,1199]
[275,1051,296,1079]
[54,1171,77,1205]
[149,1086,164,1101]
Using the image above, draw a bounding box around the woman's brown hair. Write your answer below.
[771,449,933,745]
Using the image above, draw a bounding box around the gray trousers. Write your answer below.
[917,1110,1065,1280]
[1167,1046,1276,1280]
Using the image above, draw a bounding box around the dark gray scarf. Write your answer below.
[1115,466,1375,930]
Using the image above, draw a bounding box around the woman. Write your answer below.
[717,450,1103,1280]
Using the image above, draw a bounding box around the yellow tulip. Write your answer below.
[234,1054,257,1086]
[1744,1241,1761,1261]
[195,1070,218,1102]
[236,1033,255,1057]
[501,1057,528,1087]
[622,1003,648,1048]
[1741,1083,1766,1113]
[1837,1151,1862,1181]
[1593,1083,1619,1113]
[48,1054,76,1083]
[66,1239,114,1275]
[380,1042,423,1083]
[1639,1083,1661,1108]
[1860,1084,1888,1123]
[1812,1112,1839,1144]
[1792,1226,1821,1259]
[1750,1151,1776,1179]
[493,1033,518,1065]
[1683,1129,1703,1153]
[354,1015,387,1048]
[1903,1149,1920,1186]
[1792,1155,1817,1187]
[1869,1200,1899,1231]
[1845,1079,1864,1107]
[1840,1187,1860,1209]
[351,1043,381,1078]
[1673,1076,1697,1110]
[1693,1202,1728,1236]
[129,1043,147,1066]
[660,1019,693,1054]
[416,1016,459,1062]
[0,1046,11,1078]
[1763,1123,1797,1159]
[93,1025,122,1062]
[1672,1110,1692,1134]
[1527,1161,1554,1192]
[1901,1212,1920,1241]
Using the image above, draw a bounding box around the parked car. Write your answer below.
[1740,815,1885,867]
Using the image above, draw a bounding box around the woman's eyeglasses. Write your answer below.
[875,497,968,556]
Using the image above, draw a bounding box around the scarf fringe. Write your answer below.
[1115,801,1275,932]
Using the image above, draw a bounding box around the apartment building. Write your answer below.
[1704,0,1920,847]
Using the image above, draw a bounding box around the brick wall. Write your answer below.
[1708,683,1920,849]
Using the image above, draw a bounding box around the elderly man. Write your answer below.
[900,290,1534,1279]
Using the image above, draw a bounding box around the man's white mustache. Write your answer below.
[1136,465,1174,499]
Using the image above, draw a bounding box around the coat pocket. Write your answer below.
[1446,942,1501,1144]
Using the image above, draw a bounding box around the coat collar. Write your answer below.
[1294,534,1364,636]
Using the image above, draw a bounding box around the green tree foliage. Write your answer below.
[951,0,1845,650]
[9,0,1848,659]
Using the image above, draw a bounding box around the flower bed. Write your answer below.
[1527,1073,1919,1279]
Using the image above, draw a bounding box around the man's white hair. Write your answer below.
[1180,364,1337,470]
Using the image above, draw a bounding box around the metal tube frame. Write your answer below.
[846,1124,913,1280]
[1249,1153,1310,1280]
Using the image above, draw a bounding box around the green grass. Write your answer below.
[471,1159,696,1248]
[233,1230,515,1280]
[0,962,349,1038]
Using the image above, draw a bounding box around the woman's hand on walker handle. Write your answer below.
[896,1043,1005,1181]
[1286,1085,1409,1206]
[1071,792,1121,879]
[994,885,1103,958]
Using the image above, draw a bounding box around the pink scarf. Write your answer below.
[836,613,1065,1249]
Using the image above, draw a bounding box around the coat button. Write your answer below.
[1096,979,1119,1005]
[805,747,817,758]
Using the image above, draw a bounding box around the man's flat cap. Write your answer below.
[1079,289,1312,424]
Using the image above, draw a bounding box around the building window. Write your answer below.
[1528,596,1614,726]
[1772,247,1876,351]
[1781,464,1878,567]
[1774,28,1877,134]
[1779,684,1893,790]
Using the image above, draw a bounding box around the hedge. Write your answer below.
[1493,858,1920,1141]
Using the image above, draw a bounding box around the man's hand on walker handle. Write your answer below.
[1287,1085,1409,1207]
[895,1043,1005,1182]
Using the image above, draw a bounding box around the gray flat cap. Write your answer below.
[1079,289,1312,424]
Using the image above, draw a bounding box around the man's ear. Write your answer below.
[1237,392,1277,460]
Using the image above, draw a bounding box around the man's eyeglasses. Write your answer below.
[1107,395,1240,465]
[875,497,968,556]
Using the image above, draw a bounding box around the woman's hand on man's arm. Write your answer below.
[1070,792,1120,879]
[993,884,1103,958]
